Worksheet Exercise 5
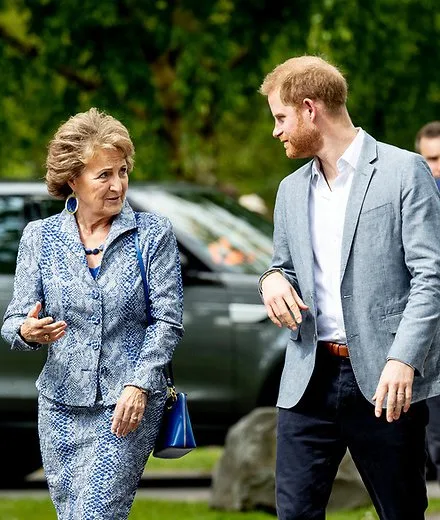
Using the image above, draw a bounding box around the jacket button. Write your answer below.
[91,317,101,325]
[91,290,100,300]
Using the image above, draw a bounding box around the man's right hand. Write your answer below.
[262,272,309,330]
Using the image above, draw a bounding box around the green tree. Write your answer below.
[0,0,439,202]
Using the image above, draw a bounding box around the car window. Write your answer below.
[0,196,28,274]
[133,189,273,275]
[0,194,64,275]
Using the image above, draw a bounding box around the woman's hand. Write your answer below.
[111,386,148,438]
[20,302,67,344]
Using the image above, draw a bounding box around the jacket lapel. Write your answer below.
[104,200,137,250]
[340,132,377,281]
[57,211,88,266]
[292,163,315,297]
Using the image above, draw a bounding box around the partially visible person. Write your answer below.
[259,56,440,520]
[416,120,440,483]
[415,121,440,187]
[1,108,184,519]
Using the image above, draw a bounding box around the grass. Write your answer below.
[147,446,222,473]
[3,449,438,519]
[0,499,439,520]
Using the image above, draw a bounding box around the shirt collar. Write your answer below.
[312,127,365,179]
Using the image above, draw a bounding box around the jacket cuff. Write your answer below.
[12,331,42,352]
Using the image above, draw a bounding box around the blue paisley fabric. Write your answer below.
[1,200,184,519]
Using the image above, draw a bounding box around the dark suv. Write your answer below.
[0,182,288,483]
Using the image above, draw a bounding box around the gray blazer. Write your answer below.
[269,132,440,409]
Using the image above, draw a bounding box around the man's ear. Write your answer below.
[303,98,317,122]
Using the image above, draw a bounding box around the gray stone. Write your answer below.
[210,407,276,512]
[328,451,371,511]
[210,407,371,513]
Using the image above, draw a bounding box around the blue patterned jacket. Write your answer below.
[1,201,184,407]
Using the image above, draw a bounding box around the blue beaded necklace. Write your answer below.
[84,244,104,255]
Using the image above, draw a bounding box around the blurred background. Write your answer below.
[1,0,439,205]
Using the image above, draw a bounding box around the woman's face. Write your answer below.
[68,147,129,220]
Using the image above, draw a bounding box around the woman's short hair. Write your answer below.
[46,107,135,199]
[259,56,347,113]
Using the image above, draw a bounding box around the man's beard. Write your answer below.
[286,117,323,159]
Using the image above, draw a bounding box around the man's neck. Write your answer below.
[315,123,358,183]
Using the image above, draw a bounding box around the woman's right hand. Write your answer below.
[19,302,67,344]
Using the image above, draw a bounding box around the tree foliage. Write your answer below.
[0,0,439,201]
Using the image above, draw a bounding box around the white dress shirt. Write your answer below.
[310,128,365,342]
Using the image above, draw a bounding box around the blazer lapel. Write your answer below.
[291,163,315,296]
[340,133,377,281]
[104,200,137,250]
[57,211,88,266]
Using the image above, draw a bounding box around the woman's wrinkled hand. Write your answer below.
[111,386,148,438]
[20,302,67,344]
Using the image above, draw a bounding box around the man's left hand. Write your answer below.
[372,360,414,422]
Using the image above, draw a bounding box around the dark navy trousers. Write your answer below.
[276,348,428,520]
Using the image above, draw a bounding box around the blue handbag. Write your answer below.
[134,229,196,459]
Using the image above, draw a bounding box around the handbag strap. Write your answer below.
[134,229,152,325]
[133,226,175,390]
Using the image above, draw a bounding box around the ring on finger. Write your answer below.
[44,333,50,342]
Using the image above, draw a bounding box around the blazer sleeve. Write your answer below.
[125,217,184,395]
[1,220,45,351]
[386,155,440,375]
[259,180,300,295]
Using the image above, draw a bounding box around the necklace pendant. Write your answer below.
[84,244,104,255]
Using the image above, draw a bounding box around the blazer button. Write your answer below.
[92,317,101,325]
[91,290,100,300]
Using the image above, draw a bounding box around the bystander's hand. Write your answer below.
[20,301,67,344]
[372,359,415,422]
[262,272,309,330]
[111,386,148,438]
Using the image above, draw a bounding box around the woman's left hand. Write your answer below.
[111,386,147,438]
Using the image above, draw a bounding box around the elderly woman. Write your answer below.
[1,108,183,519]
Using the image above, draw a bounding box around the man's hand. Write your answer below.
[372,360,415,422]
[261,272,309,330]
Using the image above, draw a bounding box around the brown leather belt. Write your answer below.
[318,341,349,358]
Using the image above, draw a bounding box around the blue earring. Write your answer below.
[65,192,78,214]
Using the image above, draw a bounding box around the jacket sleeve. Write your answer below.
[259,180,300,296]
[1,220,45,351]
[125,217,184,395]
[386,155,440,375]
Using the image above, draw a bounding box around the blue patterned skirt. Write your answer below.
[38,393,165,520]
